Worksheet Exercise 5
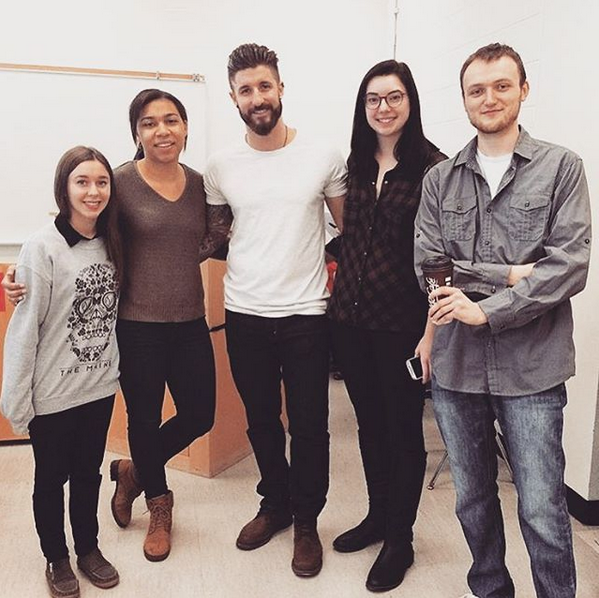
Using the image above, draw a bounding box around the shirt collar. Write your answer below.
[454,126,533,169]
[363,155,404,179]
[54,214,93,247]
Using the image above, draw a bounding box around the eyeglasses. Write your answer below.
[364,90,406,110]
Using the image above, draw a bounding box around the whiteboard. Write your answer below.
[0,69,206,244]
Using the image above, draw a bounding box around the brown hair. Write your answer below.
[460,43,527,95]
[54,146,123,286]
[227,43,280,85]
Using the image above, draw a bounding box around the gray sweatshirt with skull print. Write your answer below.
[1,222,119,434]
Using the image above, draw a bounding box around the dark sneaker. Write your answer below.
[45,558,80,598]
[236,508,293,550]
[77,547,119,589]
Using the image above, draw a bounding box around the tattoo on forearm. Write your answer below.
[199,205,233,262]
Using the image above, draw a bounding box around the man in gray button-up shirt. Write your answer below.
[414,43,591,598]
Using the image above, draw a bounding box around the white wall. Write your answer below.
[0,0,394,257]
[397,0,599,499]
[1,0,392,163]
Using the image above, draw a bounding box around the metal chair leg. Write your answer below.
[427,450,449,490]
[428,434,512,491]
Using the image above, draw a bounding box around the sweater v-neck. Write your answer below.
[133,161,189,204]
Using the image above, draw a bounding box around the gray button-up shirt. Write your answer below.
[414,128,592,396]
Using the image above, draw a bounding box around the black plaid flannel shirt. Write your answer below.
[328,149,446,333]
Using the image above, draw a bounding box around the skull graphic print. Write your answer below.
[67,263,118,362]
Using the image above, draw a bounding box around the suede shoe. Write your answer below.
[236,508,293,550]
[291,520,323,577]
[110,459,142,528]
[77,547,119,589]
[333,515,385,553]
[45,558,80,598]
[366,541,414,592]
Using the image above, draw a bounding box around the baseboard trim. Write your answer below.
[566,486,599,525]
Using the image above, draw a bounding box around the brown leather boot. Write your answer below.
[110,459,142,528]
[291,520,323,577]
[144,491,174,562]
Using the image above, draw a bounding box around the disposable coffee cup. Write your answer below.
[422,256,454,307]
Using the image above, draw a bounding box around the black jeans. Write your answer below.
[225,310,330,521]
[28,396,114,563]
[330,321,426,542]
[117,317,216,499]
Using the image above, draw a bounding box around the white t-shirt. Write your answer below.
[204,133,347,317]
[476,149,512,198]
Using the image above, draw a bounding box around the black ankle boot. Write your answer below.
[333,515,384,553]
[365,541,414,592]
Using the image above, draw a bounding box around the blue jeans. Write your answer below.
[431,379,576,598]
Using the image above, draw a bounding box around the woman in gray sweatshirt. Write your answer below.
[1,146,123,598]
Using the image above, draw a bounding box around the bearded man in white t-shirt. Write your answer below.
[202,43,346,578]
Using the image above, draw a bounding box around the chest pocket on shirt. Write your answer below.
[441,195,477,241]
[508,194,550,241]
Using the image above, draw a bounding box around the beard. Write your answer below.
[238,99,283,136]
[467,102,521,135]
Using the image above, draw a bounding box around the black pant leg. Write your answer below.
[225,310,290,510]
[372,329,426,542]
[29,412,72,562]
[117,319,170,498]
[279,315,330,521]
[330,321,391,516]
[69,396,114,557]
[161,317,216,459]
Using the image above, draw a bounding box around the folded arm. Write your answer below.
[479,158,591,333]
[415,170,536,295]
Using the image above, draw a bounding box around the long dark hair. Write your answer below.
[54,146,123,286]
[349,60,437,182]
[128,89,188,160]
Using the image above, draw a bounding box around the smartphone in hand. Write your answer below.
[405,355,424,381]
